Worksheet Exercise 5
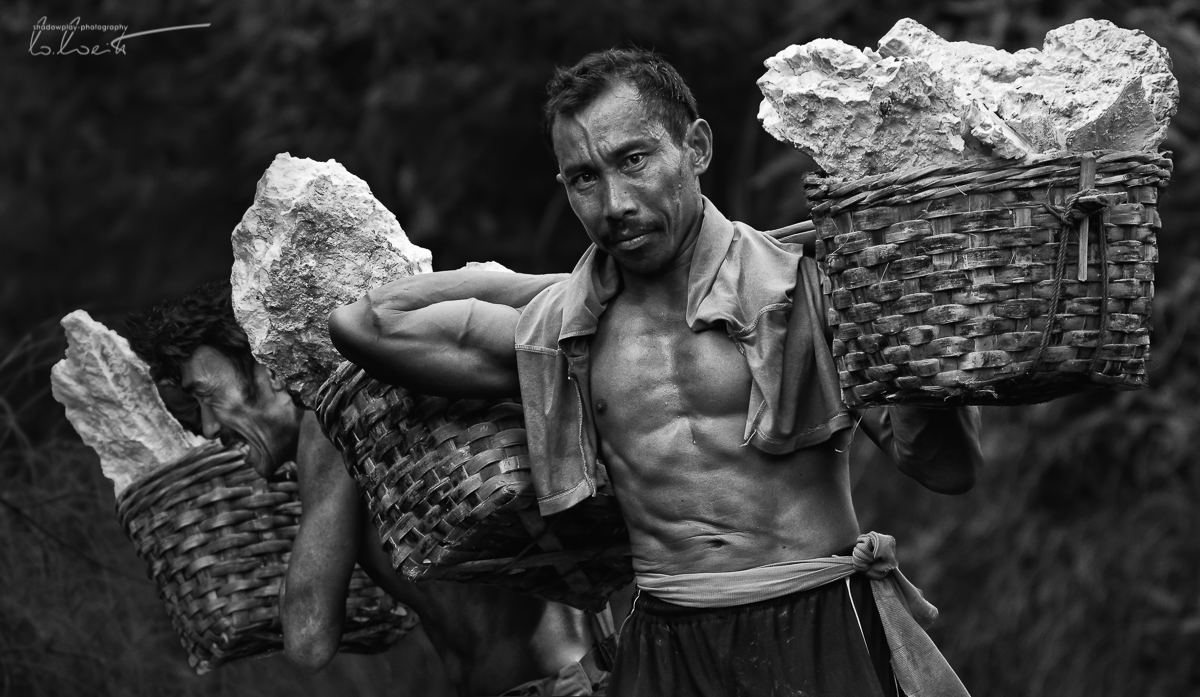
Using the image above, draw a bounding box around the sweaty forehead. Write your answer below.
[180,345,235,390]
[552,82,670,166]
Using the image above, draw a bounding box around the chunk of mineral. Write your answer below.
[758,18,1178,180]
[758,38,978,180]
[231,153,433,408]
[51,310,207,496]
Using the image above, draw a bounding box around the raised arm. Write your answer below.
[281,411,362,672]
[857,405,984,494]
[328,270,566,398]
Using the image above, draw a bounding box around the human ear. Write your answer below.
[685,119,713,176]
[264,365,289,394]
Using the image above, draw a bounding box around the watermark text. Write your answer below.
[29,16,210,56]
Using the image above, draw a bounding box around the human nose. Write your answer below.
[198,402,221,440]
[600,177,637,222]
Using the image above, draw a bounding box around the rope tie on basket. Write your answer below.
[1033,188,1126,377]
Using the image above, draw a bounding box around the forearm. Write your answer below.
[327,269,558,396]
[860,405,983,494]
[282,414,364,671]
[359,269,568,313]
[283,526,356,672]
[329,295,523,398]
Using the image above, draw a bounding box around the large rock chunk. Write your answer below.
[758,38,980,180]
[879,18,1177,154]
[51,311,207,496]
[759,18,1178,180]
[231,154,433,407]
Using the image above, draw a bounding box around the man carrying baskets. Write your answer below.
[330,49,985,697]
[128,281,613,696]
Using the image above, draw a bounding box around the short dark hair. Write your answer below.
[543,47,699,151]
[125,279,259,400]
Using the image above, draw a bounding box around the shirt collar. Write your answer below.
[557,197,736,345]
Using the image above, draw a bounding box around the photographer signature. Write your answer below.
[29,17,210,56]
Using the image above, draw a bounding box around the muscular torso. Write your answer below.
[590,287,861,576]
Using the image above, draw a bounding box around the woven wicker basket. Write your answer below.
[803,150,1171,407]
[315,362,633,613]
[116,442,418,673]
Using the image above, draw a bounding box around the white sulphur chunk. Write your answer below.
[50,311,208,496]
[759,18,1178,180]
[230,153,433,408]
[758,37,979,180]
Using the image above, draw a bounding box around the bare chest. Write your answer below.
[588,300,751,424]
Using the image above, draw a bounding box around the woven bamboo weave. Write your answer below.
[116,442,417,673]
[803,150,1171,407]
[316,361,633,613]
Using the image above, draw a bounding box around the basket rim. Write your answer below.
[115,442,240,523]
[804,149,1173,208]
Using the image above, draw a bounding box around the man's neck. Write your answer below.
[618,209,704,304]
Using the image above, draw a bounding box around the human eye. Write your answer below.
[190,387,215,405]
[571,171,597,190]
[625,153,646,167]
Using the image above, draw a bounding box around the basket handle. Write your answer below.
[766,220,817,255]
[1034,153,1127,379]
[1077,153,1097,282]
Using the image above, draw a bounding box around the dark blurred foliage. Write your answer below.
[3,0,1200,694]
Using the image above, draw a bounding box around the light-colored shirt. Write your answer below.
[513,198,853,515]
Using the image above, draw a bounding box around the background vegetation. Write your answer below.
[3,0,1198,694]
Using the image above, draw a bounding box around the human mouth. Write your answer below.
[232,440,253,461]
[613,230,653,251]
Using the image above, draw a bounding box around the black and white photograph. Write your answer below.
[3,1,1198,695]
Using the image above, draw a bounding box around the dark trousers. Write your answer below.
[606,574,898,697]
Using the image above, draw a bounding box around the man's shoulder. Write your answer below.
[514,276,572,352]
[730,218,806,257]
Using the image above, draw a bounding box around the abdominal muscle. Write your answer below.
[590,304,861,578]
[600,414,861,577]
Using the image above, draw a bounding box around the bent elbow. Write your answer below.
[284,633,339,673]
[328,298,374,355]
[281,581,342,673]
[282,605,341,673]
[930,467,976,495]
[896,457,976,495]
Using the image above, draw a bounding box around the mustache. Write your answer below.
[601,219,658,241]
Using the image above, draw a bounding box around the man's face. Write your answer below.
[552,81,712,276]
[179,345,301,479]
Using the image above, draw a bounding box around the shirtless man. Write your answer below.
[330,49,985,696]
[127,281,611,696]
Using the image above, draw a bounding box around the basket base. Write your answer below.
[861,375,1144,407]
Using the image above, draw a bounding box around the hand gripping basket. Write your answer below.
[804,150,1172,407]
[315,362,633,613]
[115,442,418,673]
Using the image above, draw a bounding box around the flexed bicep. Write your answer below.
[330,297,521,398]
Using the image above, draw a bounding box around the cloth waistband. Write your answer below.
[634,572,863,619]
[637,553,866,609]
[637,532,972,697]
